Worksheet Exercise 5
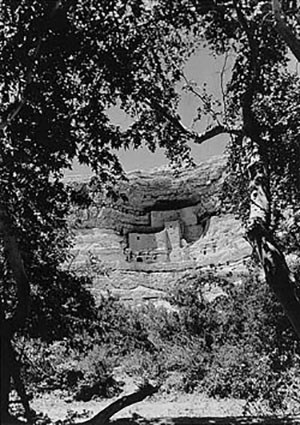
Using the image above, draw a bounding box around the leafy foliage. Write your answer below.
[198,2,300,234]
[0,0,201,345]
[170,268,300,412]
[18,338,121,401]
[20,267,300,412]
[0,1,201,380]
[2,1,300,417]
[1,0,299,332]
[0,0,198,180]
[223,68,300,227]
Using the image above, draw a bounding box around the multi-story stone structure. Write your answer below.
[68,155,251,302]
[124,206,211,264]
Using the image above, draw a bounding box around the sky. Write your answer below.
[115,48,231,171]
[66,47,232,177]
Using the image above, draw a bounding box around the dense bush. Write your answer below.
[19,266,300,412]
[18,338,122,401]
[170,268,300,412]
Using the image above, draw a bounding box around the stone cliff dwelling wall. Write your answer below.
[124,206,211,264]
[126,230,171,263]
[128,233,157,254]
[68,155,228,269]
[165,220,182,262]
[68,156,252,303]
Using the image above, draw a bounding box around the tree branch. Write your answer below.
[220,51,230,120]
[181,73,223,126]
[75,383,158,425]
[272,0,300,62]
[194,124,240,144]
[144,98,241,144]
[1,384,158,425]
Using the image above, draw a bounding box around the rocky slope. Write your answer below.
[68,155,251,303]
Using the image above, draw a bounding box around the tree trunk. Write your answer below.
[0,206,31,422]
[0,203,159,423]
[1,330,11,422]
[77,383,158,425]
[245,136,300,338]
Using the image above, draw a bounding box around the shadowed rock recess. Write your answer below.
[68,155,251,303]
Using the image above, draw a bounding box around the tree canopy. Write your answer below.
[1,0,300,423]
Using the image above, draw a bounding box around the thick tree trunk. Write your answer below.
[1,328,11,422]
[1,262,12,422]
[0,206,31,421]
[0,204,159,424]
[245,136,300,338]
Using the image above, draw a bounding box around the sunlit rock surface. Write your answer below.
[68,155,251,303]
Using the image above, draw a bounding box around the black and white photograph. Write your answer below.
[1,1,300,424]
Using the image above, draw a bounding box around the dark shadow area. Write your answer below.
[113,416,300,425]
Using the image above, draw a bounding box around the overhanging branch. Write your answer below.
[145,98,241,144]
[194,124,241,144]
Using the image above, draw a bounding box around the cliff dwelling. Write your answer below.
[68,156,252,304]
[124,203,211,264]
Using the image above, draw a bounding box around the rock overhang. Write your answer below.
[67,155,251,302]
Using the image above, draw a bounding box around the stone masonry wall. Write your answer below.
[68,155,251,303]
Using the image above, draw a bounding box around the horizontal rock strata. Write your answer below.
[68,155,251,303]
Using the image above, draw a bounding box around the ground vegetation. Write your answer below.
[1,0,300,422]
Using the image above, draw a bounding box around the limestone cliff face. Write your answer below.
[69,155,251,302]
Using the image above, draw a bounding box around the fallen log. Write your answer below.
[2,383,159,425]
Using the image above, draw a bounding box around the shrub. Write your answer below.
[19,266,300,412]
[19,338,122,401]
[168,267,300,412]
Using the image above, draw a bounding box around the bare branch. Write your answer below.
[194,124,241,144]
[144,97,241,145]
[272,0,300,62]
[145,97,199,137]
[220,51,230,119]
[181,73,223,126]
